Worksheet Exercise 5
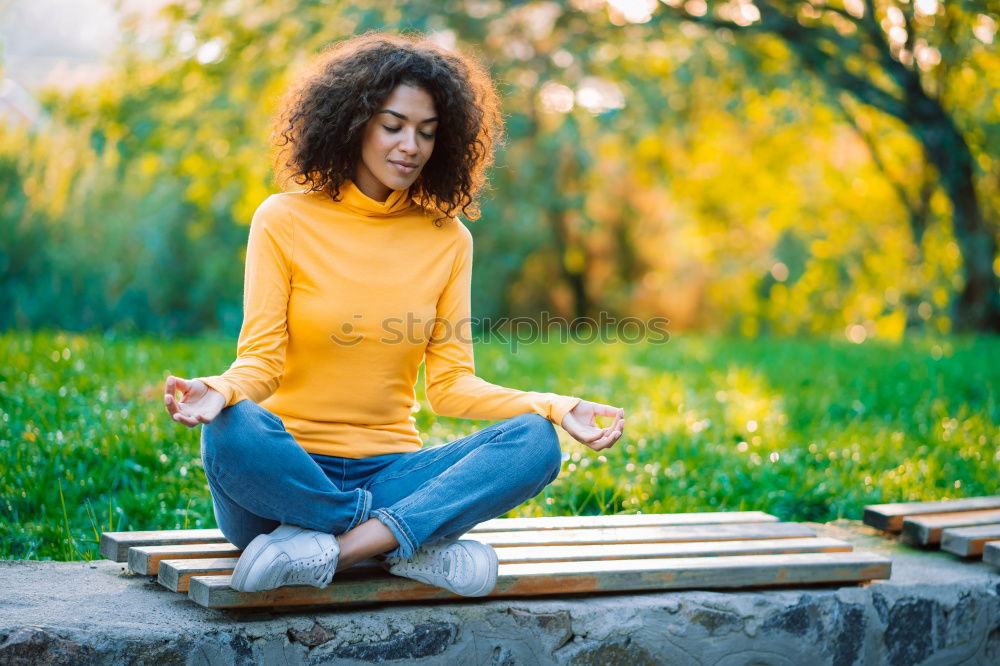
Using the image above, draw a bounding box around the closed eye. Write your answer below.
[382,125,435,140]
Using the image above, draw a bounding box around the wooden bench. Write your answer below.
[101,511,891,609]
[863,495,1000,564]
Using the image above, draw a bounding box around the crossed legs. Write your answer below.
[200,400,562,568]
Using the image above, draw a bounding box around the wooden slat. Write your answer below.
[153,536,852,591]
[901,509,1000,546]
[470,511,777,532]
[128,543,242,575]
[100,529,226,562]
[940,524,1000,558]
[158,557,385,593]
[473,522,815,547]
[863,496,1000,531]
[983,541,1000,567]
[100,513,777,562]
[492,537,852,564]
[187,551,891,609]
[159,558,238,592]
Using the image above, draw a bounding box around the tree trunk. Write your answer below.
[908,92,1000,332]
[669,1,1000,332]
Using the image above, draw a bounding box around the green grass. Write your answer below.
[2,328,997,561]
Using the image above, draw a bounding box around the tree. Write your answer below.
[656,0,1000,331]
[3,0,996,337]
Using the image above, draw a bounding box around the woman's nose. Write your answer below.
[399,130,418,154]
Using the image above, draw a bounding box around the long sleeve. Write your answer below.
[423,222,581,425]
[193,195,293,407]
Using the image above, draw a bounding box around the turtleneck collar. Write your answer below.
[333,178,415,217]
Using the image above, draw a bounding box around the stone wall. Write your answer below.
[1,521,998,665]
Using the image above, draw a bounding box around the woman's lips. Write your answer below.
[390,161,416,175]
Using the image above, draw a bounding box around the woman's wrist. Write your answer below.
[192,376,233,407]
[553,396,583,428]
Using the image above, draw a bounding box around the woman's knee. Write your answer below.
[510,413,563,482]
[201,400,274,464]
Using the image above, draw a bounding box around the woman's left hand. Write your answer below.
[560,400,625,452]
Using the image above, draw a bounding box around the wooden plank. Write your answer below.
[863,496,1000,531]
[101,513,777,562]
[159,558,238,592]
[158,557,385,593]
[473,522,815,547]
[153,536,851,591]
[493,537,852,564]
[940,524,1000,558]
[983,541,1000,567]
[187,551,891,609]
[100,529,226,562]
[128,543,242,575]
[901,509,1000,546]
[470,511,778,532]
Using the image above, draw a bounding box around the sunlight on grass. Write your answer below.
[1,329,997,560]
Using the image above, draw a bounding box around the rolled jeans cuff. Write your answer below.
[347,488,372,532]
[371,508,417,559]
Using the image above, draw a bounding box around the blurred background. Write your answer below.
[3,0,998,337]
[1,0,997,560]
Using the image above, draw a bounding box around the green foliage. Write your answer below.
[1,0,997,336]
[2,330,996,560]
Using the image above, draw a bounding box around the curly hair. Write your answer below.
[270,31,504,226]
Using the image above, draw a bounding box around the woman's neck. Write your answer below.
[350,167,391,202]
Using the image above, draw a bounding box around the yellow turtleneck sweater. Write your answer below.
[194,180,581,458]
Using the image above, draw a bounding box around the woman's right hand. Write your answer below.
[164,375,226,427]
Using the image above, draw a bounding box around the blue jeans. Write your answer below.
[199,400,563,558]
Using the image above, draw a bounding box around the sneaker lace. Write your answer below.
[280,545,338,587]
[391,543,463,582]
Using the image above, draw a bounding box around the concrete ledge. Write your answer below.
[1,521,998,665]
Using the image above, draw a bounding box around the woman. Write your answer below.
[163,32,625,597]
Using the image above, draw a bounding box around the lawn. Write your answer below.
[1,328,996,561]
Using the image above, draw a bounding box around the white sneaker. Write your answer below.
[382,539,498,597]
[230,524,340,593]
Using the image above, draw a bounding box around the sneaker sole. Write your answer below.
[230,525,304,592]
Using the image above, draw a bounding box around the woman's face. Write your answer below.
[353,83,438,202]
